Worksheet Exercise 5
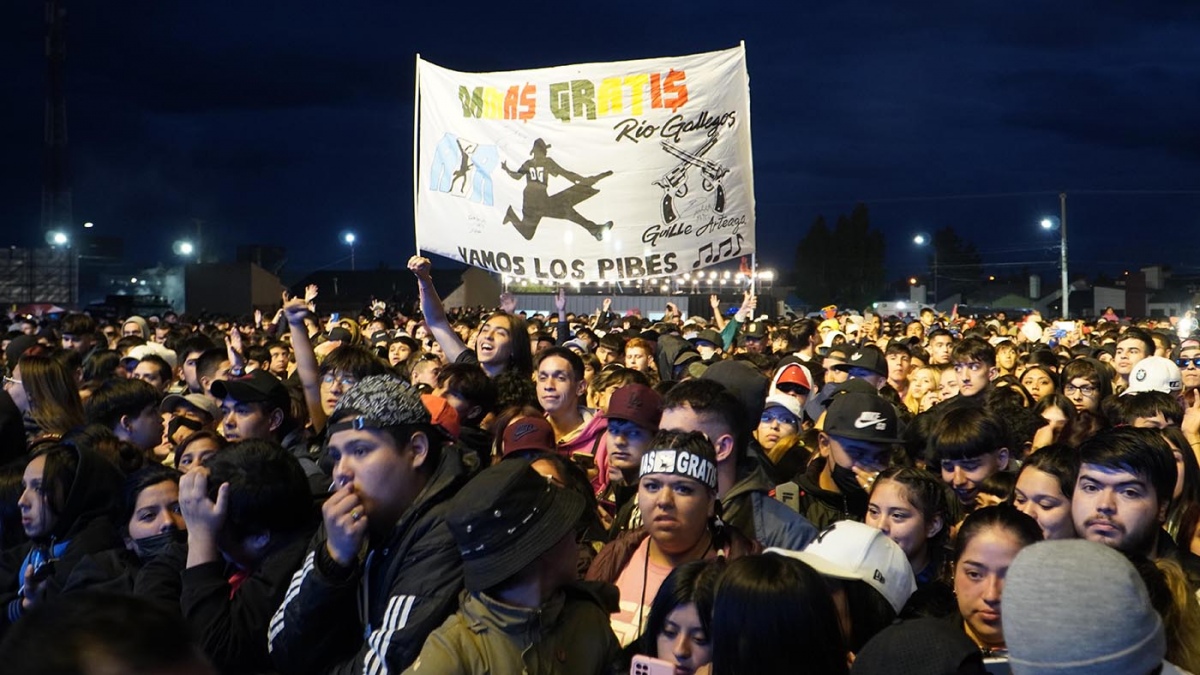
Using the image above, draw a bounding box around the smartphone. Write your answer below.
[982,658,1011,675]
[571,452,596,470]
[631,655,675,675]
[331,312,340,323]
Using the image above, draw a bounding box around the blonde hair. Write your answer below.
[902,366,940,415]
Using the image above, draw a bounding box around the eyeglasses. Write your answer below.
[1064,383,1098,397]
[2,376,20,387]
[952,362,987,373]
[1176,358,1200,369]
[321,373,359,388]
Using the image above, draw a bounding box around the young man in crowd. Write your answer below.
[601,382,662,537]
[131,353,174,396]
[884,341,911,398]
[211,370,326,496]
[406,459,619,673]
[535,347,607,465]
[84,378,165,455]
[178,439,316,673]
[195,348,233,400]
[431,362,497,473]
[269,375,468,673]
[1071,426,1200,588]
[176,334,219,395]
[931,406,1010,513]
[659,377,817,550]
[794,391,902,527]
[949,336,997,400]
[1114,328,1155,391]
[830,346,889,391]
[59,313,99,357]
[925,328,955,367]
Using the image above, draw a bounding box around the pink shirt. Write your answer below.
[610,537,671,646]
[553,408,609,493]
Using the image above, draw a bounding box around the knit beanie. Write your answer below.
[1002,539,1166,675]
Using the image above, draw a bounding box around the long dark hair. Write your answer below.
[870,466,954,580]
[711,553,848,675]
[1162,426,1200,552]
[628,558,725,662]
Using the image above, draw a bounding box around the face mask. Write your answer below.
[133,529,186,561]
[831,462,868,498]
[167,415,203,441]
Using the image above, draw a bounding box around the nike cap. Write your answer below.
[822,392,902,444]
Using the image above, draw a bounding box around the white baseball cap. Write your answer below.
[767,520,916,614]
[1122,356,1182,396]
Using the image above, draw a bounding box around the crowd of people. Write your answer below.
[0,255,1197,674]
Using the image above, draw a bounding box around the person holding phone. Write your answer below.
[626,558,724,675]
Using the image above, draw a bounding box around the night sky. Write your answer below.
[2,2,1198,288]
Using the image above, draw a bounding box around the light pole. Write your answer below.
[343,232,357,271]
[1040,192,1068,318]
[913,233,937,306]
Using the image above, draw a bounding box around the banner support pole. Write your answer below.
[412,54,422,255]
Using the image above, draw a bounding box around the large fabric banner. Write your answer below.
[415,45,755,283]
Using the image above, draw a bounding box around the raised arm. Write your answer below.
[407,256,469,364]
[554,287,570,345]
[283,291,328,432]
[709,294,727,331]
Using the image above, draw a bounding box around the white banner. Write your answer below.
[415,45,755,283]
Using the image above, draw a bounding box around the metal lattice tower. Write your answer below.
[41,0,72,235]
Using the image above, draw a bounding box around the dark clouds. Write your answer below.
[2,2,1198,283]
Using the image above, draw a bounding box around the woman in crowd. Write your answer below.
[1162,426,1200,556]
[586,430,757,646]
[952,505,1042,658]
[173,430,228,474]
[627,558,724,675]
[122,464,186,562]
[710,553,849,675]
[902,365,939,415]
[1030,393,1076,451]
[6,352,86,444]
[866,466,953,587]
[1018,363,1057,404]
[1011,443,1078,541]
[0,444,126,634]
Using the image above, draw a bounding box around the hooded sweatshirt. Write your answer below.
[0,446,124,634]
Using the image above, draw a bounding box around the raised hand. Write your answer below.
[304,285,319,304]
[179,468,229,540]
[407,255,433,281]
[282,294,309,326]
[499,292,517,314]
[323,485,368,567]
[554,287,567,314]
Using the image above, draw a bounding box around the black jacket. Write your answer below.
[268,445,468,674]
[0,447,125,636]
[183,529,314,674]
[793,458,862,529]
